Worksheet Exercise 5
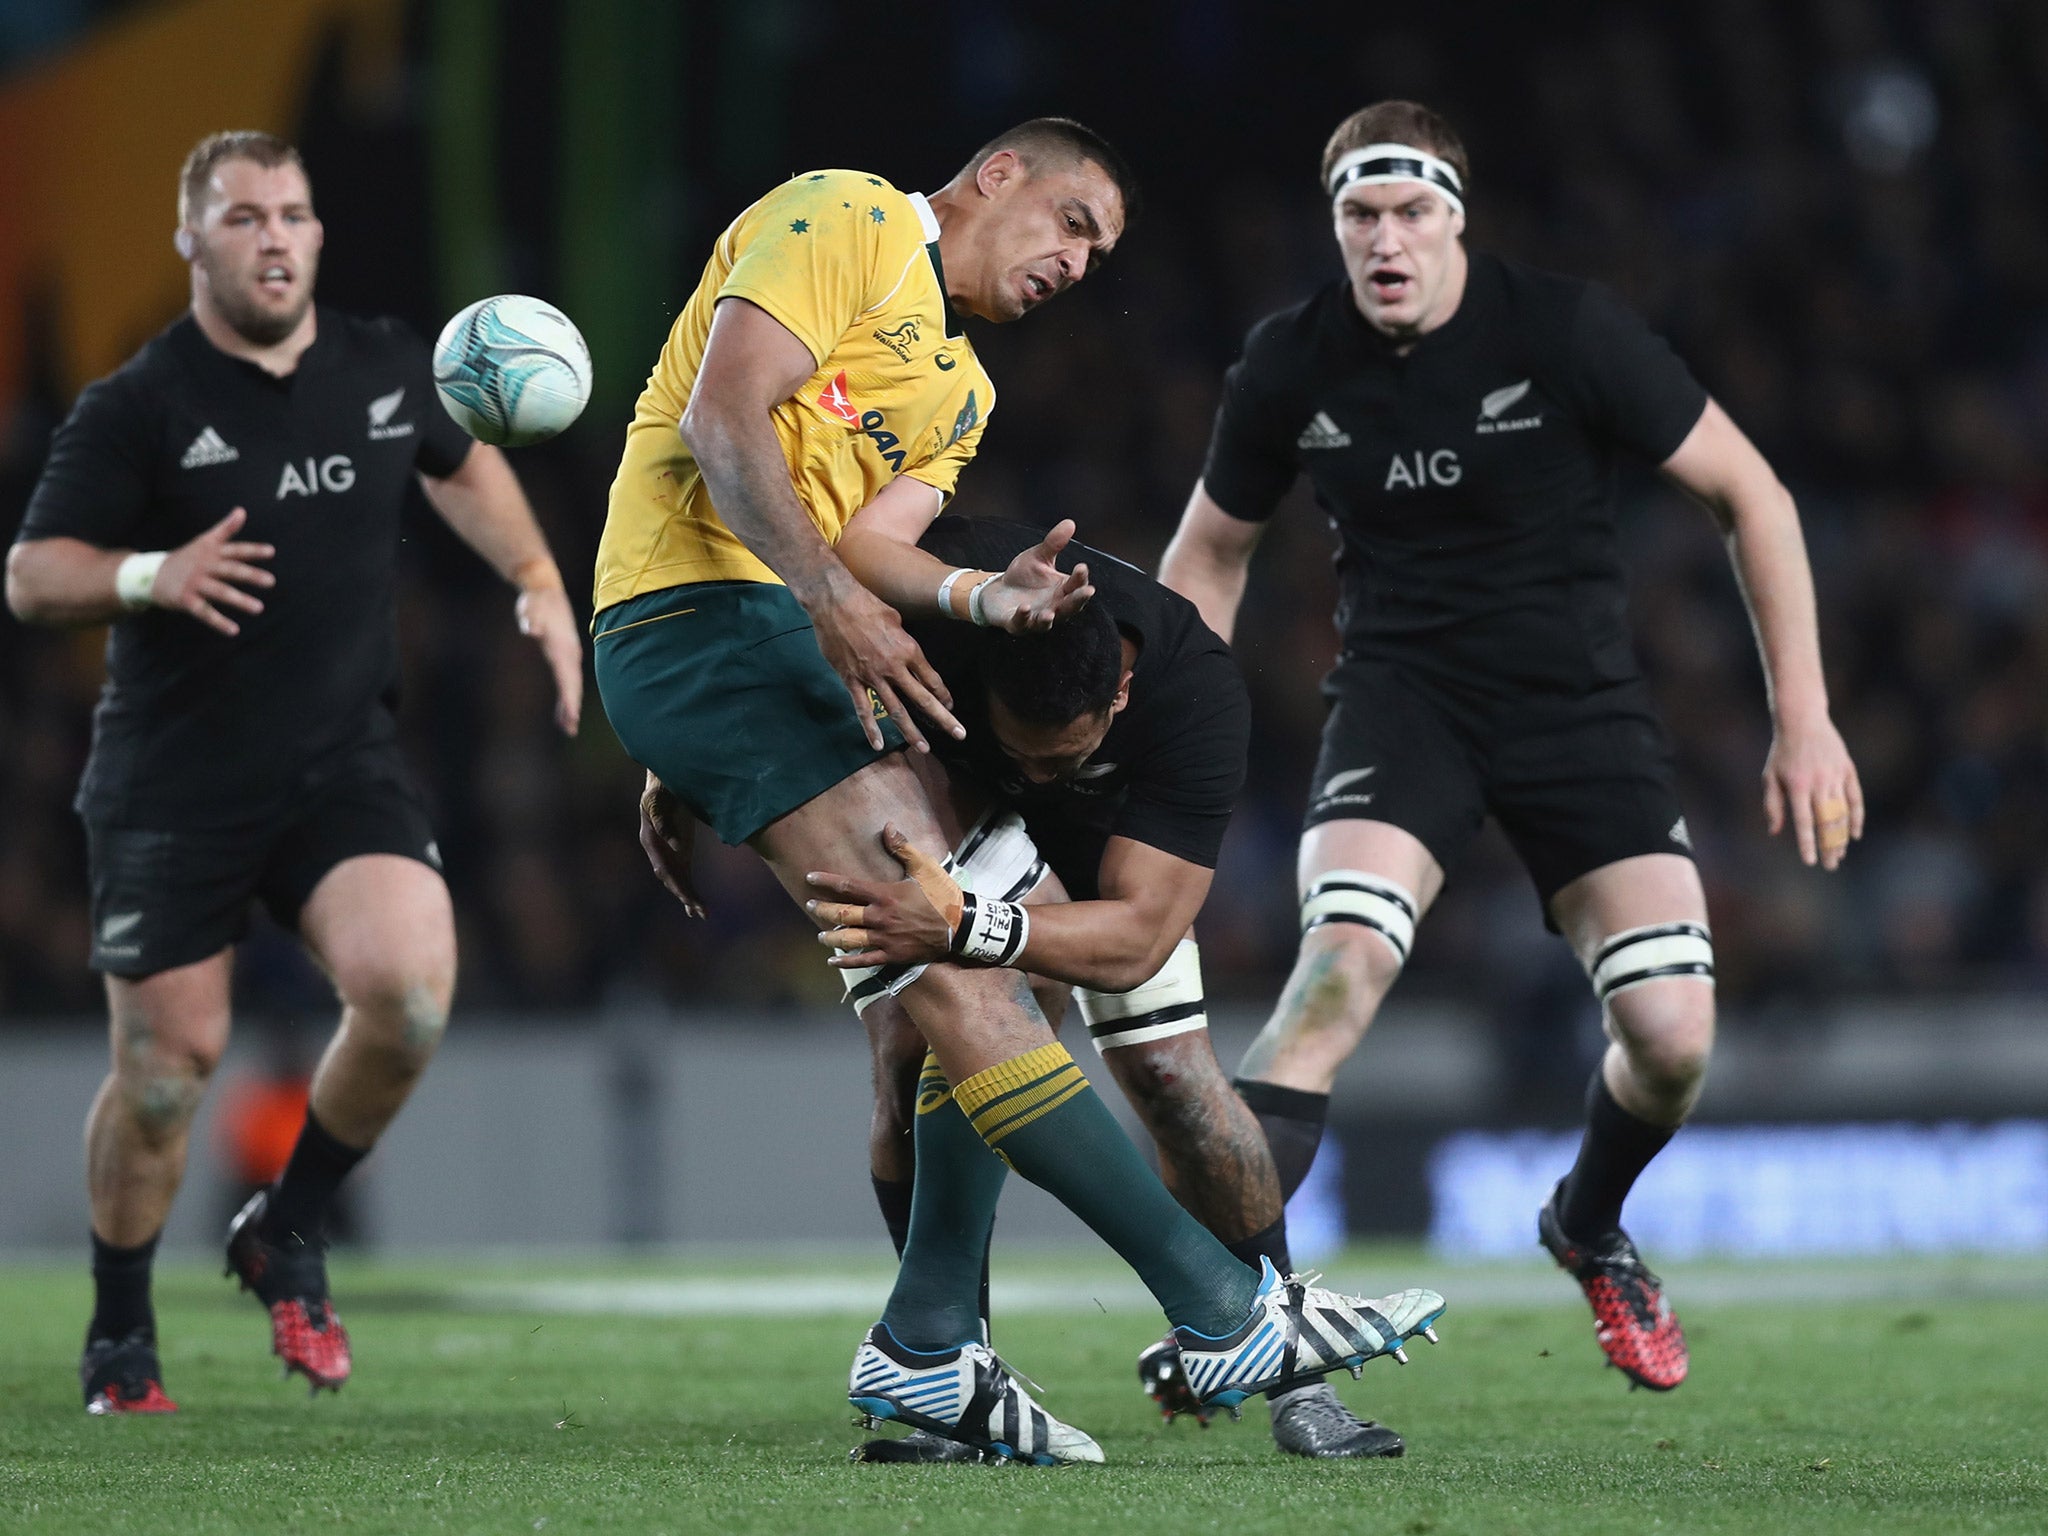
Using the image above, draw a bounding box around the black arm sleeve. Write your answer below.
[1197,355,1297,523]
[16,378,154,548]
[1111,651,1250,868]
[1568,282,1708,463]
[405,327,477,479]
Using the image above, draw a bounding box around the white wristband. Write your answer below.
[967,574,1001,627]
[936,567,973,620]
[951,891,1031,966]
[114,552,167,611]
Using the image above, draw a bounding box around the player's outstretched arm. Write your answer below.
[5,507,274,634]
[809,827,1208,993]
[838,496,1094,632]
[1661,398,1863,871]
[1158,483,1264,644]
[684,297,959,752]
[418,443,582,735]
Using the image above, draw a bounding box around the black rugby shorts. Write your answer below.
[1303,659,1693,906]
[83,744,441,978]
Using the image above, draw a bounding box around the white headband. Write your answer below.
[1327,142,1465,215]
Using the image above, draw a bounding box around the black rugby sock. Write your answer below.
[1556,1071,1676,1243]
[89,1229,159,1343]
[1234,1079,1330,1202]
[262,1109,368,1247]
[1224,1218,1291,1278]
[871,1174,914,1258]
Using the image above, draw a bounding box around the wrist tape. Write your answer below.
[114,552,167,611]
[950,890,1030,965]
[967,574,1000,627]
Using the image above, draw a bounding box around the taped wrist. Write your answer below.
[951,891,1030,965]
[114,552,167,611]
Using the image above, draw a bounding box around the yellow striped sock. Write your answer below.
[952,1041,1089,1150]
[914,1051,952,1115]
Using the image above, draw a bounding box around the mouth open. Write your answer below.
[1368,266,1411,302]
[1023,271,1053,303]
[257,264,293,297]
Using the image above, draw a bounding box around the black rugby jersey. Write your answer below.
[16,309,475,826]
[911,517,1249,900]
[1201,251,1707,694]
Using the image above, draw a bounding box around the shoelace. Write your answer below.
[982,1345,1046,1399]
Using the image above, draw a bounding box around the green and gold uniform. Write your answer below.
[593,170,994,843]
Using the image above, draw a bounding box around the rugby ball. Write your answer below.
[432,295,592,447]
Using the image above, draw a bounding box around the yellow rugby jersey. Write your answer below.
[594,169,994,608]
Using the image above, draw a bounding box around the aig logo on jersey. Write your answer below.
[277,455,357,498]
[1385,449,1462,491]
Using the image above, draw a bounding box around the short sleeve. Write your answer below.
[407,327,475,478]
[1568,283,1708,463]
[1112,650,1250,867]
[904,394,989,505]
[16,377,154,548]
[1197,354,1298,523]
[716,173,894,368]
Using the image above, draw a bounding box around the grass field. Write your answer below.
[3,1246,2044,1535]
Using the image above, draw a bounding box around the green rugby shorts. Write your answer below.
[593,580,905,845]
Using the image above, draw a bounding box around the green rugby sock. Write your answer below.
[879,1054,1008,1352]
[953,1042,1258,1336]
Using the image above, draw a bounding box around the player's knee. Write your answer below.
[1587,922,1715,1094]
[1284,876,1412,1034]
[337,963,453,1059]
[112,1026,218,1138]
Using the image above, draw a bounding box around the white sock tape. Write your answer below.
[1300,870,1417,964]
[1077,938,1207,1054]
[1588,921,1715,1003]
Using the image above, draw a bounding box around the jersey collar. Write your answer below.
[909,192,966,340]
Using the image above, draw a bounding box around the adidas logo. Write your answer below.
[1669,817,1692,850]
[180,426,239,469]
[1296,411,1351,450]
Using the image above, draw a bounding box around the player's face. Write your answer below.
[958,154,1124,322]
[1335,181,1464,338]
[185,158,323,346]
[986,694,1119,785]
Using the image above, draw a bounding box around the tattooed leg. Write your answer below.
[1103,1030,1283,1244]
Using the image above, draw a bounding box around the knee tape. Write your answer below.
[1300,870,1417,966]
[840,809,1048,1017]
[1076,938,1206,1054]
[1586,921,1715,1006]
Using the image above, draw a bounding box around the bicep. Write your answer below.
[1659,398,1782,523]
[1096,837,1214,936]
[842,474,945,549]
[687,298,822,427]
[1180,482,1266,565]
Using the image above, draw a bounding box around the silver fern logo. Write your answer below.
[1476,379,1542,435]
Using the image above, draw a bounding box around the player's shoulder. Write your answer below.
[318,307,432,364]
[1479,250,1626,332]
[65,315,194,426]
[1233,280,1356,397]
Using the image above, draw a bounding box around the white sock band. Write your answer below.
[1077,938,1206,1054]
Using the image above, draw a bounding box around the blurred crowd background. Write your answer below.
[3,0,2045,1067]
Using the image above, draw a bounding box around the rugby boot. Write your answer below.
[849,1324,1103,1466]
[1174,1258,1446,1413]
[1136,1332,1215,1426]
[81,1328,177,1415]
[850,1427,999,1464]
[1268,1380,1405,1458]
[1539,1185,1688,1391]
[225,1188,352,1393]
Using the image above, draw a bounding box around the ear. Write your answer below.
[976,148,1022,198]
[1449,205,1467,239]
[173,227,197,261]
[1110,670,1134,717]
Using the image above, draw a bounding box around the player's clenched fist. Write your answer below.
[150,507,276,636]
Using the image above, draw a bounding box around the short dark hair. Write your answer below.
[979,599,1123,727]
[179,130,306,224]
[962,116,1140,231]
[1321,100,1469,197]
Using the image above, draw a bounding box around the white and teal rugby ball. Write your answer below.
[432,294,593,447]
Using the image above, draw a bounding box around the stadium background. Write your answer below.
[0,0,2044,1256]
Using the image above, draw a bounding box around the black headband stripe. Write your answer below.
[1330,157,1463,203]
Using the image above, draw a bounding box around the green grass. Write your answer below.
[2,1248,2044,1534]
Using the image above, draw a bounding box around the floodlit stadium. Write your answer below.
[2,3,2045,1532]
